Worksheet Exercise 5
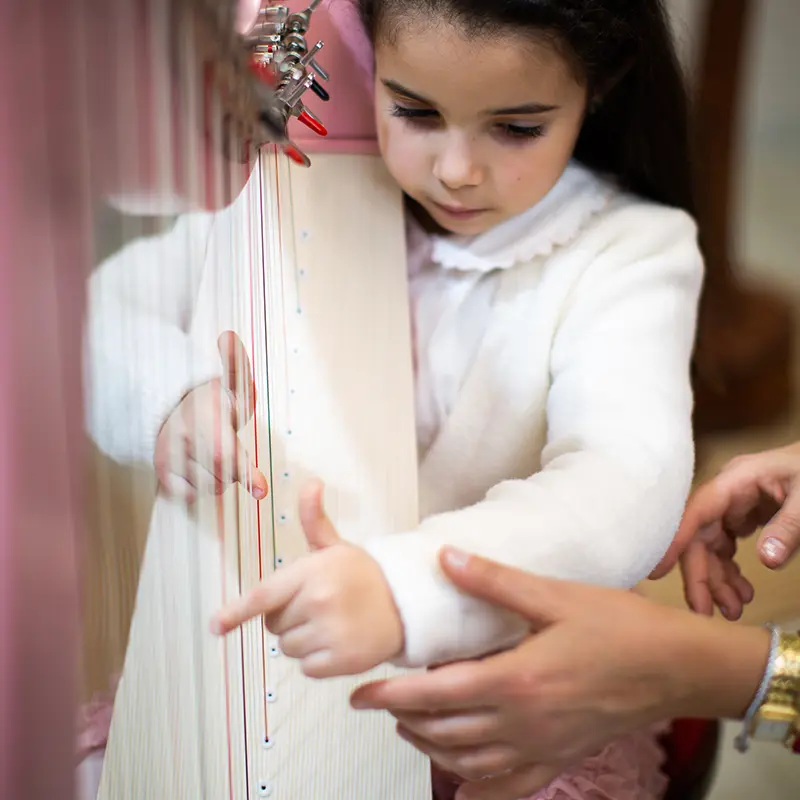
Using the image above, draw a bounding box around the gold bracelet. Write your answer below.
[747,630,800,752]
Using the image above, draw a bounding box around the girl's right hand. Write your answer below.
[154,331,269,503]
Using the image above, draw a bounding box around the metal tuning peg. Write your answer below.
[244,1,331,163]
[296,104,327,136]
[310,59,329,81]
[308,77,329,101]
[283,142,312,167]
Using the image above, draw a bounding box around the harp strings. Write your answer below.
[204,29,293,794]
[82,1,323,795]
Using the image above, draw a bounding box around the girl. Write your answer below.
[87,1,703,798]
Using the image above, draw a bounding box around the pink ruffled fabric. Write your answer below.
[524,726,669,800]
[433,725,669,800]
[75,676,118,762]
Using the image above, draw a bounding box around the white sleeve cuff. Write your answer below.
[364,531,528,668]
[85,316,223,465]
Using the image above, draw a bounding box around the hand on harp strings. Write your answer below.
[210,479,406,679]
[154,331,269,502]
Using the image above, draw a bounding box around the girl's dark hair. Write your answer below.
[357,0,695,215]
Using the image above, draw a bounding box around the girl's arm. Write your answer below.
[364,204,704,669]
[84,210,223,464]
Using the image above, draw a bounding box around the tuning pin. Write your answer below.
[310,59,329,81]
[246,21,284,40]
[260,5,290,21]
[299,40,324,65]
[249,56,274,84]
[309,77,330,102]
[278,71,315,111]
[283,143,311,167]
[298,107,327,136]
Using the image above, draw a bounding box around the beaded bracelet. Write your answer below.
[734,623,779,753]
[735,624,800,754]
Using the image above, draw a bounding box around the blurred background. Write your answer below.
[641,2,800,796]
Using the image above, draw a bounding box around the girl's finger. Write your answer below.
[185,458,222,495]
[160,472,196,503]
[301,649,337,679]
[278,623,320,660]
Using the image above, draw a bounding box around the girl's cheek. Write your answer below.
[378,122,427,190]
[494,146,568,210]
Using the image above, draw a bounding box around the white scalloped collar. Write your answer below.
[427,162,613,273]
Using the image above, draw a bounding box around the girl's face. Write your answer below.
[374,19,589,236]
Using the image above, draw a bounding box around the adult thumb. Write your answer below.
[758,481,800,569]
[298,479,341,551]
[438,547,571,632]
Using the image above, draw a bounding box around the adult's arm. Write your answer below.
[351,548,770,800]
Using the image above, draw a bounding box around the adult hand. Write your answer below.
[650,443,800,618]
[351,548,769,800]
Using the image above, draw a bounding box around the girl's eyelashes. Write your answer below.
[389,103,440,125]
[496,123,546,141]
[389,103,547,143]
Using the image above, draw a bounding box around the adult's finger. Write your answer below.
[680,540,713,615]
[708,555,744,621]
[396,725,519,783]
[351,660,498,713]
[438,547,580,632]
[391,709,499,750]
[728,563,755,607]
[759,480,800,568]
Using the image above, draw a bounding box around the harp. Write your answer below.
[76,1,431,797]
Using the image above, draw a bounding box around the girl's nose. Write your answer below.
[432,134,484,190]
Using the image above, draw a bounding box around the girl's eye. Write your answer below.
[389,103,441,127]
[497,123,546,141]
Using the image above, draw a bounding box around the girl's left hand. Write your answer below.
[210,480,405,678]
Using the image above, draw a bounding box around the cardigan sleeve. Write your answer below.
[84,210,224,465]
[364,203,704,668]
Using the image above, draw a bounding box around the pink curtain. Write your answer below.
[0,1,97,796]
[289,0,379,153]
